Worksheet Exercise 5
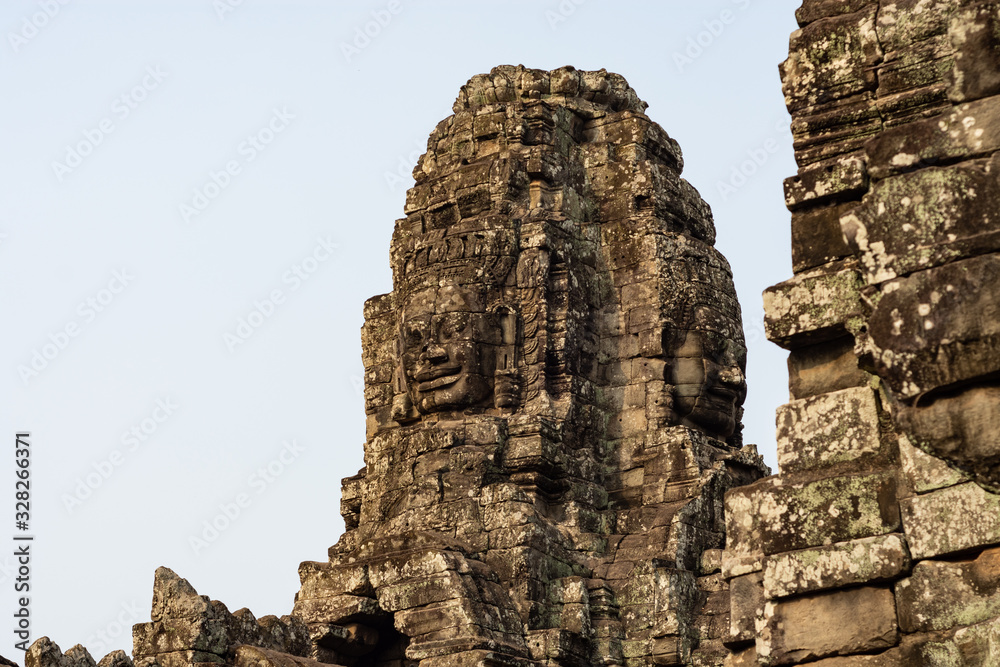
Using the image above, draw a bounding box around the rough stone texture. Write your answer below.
[899,481,1000,559]
[762,534,910,599]
[25,642,138,667]
[907,614,1000,665]
[26,641,103,667]
[231,647,333,667]
[948,2,1000,102]
[291,66,769,667]
[786,336,869,401]
[789,650,903,666]
[127,568,313,667]
[723,1,1000,664]
[790,202,856,273]
[762,265,865,349]
[894,383,1000,490]
[727,573,763,647]
[780,7,883,164]
[722,647,757,667]
[895,546,1000,633]
[724,472,899,557]
[859,254,1000,401]
[897,431,967,495]
[841,156,1000,284]
[22,4,1000,662]
[774,386,883,474]
[866,94,1000,179]
[782,153,867,211]
[757,587,898,666]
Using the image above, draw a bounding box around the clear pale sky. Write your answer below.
[2,0,799,658]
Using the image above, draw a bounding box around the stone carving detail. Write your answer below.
[293,65,767,667]
[18,9,1000,667]
[18,67,767,667]
[725,2,1000,665]
[397,285,499,415]
[653,249,747,442]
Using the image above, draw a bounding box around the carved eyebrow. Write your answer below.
[437,312,471,332]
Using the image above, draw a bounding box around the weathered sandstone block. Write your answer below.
[783,153,868,211]
[727,572,764,646]
[900,481,1000,558]
[840,156,1000,284]
[866,94,1000,179]
[781,8,882,114]
[897,432,967,495]
[775,386,882,474]
[763,534,910,599]
[860,254,1000,400]
[756,587,898,666]
[763,266,865,349]
[895,546,1000,633]
[791,202,857,273]
[948,1,1000,102]
[786,336,869,400]
[725,473,899,557]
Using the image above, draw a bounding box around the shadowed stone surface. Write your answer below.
[757,587,898,666]
[762,534,910,600]
[289,66,768,667]
[895,546,1000,633]
[22,4,1000,664]
[720,1,1000,665]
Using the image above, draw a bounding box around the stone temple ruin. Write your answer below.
[21,2,1000,665]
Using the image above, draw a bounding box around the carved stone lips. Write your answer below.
[415,365,462,391]
[707,385,743,404]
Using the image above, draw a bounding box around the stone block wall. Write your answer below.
[721,1,1000,664]
[14,5,1000,666]
[297,66,771,667]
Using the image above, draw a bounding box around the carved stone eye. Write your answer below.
[735,346,748,370]
[702,332,727,361]
[405,327,424,348]
[438,314,468,340]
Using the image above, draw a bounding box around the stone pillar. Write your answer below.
[721,2,1000,664]
[295,66,768,667]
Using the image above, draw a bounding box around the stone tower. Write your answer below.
[22,6,1000,667]
[721,2,1000,664]
[289,66,767,666]
[25,66,770,667]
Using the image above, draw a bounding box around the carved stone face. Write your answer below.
[894,386,1000,489]
[670,304,747,440]
[399,285,496,414]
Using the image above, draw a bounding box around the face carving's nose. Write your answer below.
[718,365,746,391]
[421,344,447,362]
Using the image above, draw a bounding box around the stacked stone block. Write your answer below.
[293,66,769,667]
[130,568,315,667]
[721,2,1000,664]
[25,641,132,667]
[35,29,1000,663]
[25,569,317,667]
